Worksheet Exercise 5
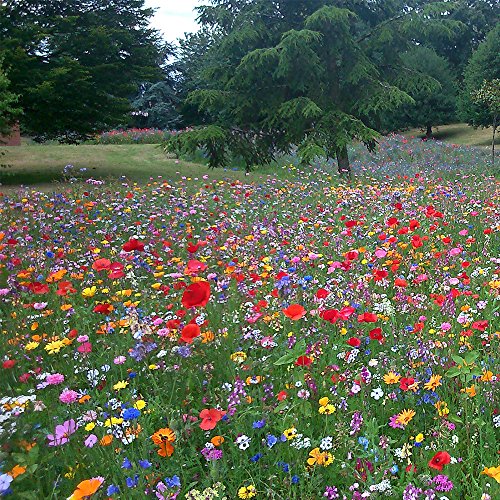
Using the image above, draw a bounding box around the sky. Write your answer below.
[145,0,202,43]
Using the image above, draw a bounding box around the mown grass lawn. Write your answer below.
[402,122,497,148]
[0,144,268,187]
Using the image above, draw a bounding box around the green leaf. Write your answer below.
[445,367,461,378]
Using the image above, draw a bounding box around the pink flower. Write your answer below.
[77,335,89,343]
[46,373,65,385]
[77,342,92,354]
[84,434,98,448]
[59,389,79,404]
[114,356,126,365]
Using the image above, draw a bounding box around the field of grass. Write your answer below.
[0,144,265,187]
[402,122,497,148]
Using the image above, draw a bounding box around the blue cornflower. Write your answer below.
[390,464,399,474]
[165,475,181,488]
[266,434,278,448]
[252,419,266,429]
[126,475,139,488]
[122,408,140,420]
[250,453,263,462]
[121,457,132,469]
[292,475,300,484]
[138,460,151,469]
[107,485,120,495]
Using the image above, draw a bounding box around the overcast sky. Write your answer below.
[145,0,202,43]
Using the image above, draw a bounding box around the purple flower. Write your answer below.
[47,419,76,446]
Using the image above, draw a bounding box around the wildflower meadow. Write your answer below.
[0,137,499,499]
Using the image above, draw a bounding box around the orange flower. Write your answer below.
[7,465,26,478]
[151,427,176,445]
[69,477,104,499]
[99,435,113,446]
[282,304,306,321]
[211,435,225,446]
[157,441,174,457]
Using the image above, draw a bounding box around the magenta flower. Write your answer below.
[46,373,65,385]
[59,389,79,404]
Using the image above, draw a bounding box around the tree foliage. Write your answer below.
[0,0,166,142]
[131,81,181,130]
[0,58,21,138]
[382,46,457,136]
[171,1,462,173]
[460,23,500,129]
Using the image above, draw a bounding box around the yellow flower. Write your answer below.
[424,374,442,391]
[238,485,257,499]
[104,417,123,427]
[318,397,330,407]
[396,409,416,427]
[81,286,97,298]
[45,340,64,355]
[318,404,336,415]
[230,351,247,363]
[113,380,128,391]
[283,426,297,440]
[481,465,500,483]
[434,401,449,416]
[383,371,401,385]
[134,400,146,410]
[84,422,96,432]
[25,341,39,351]
[307,447,334,467]
[415,433,424,443]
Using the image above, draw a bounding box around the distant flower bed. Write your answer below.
[95,128,177,144]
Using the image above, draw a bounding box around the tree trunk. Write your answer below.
[426,124,432,138]
[336,145,350,177]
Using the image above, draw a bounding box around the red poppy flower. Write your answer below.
[339,306,356,320]
[400,377,415,391]
[394,278,408,287]
[108,262,125,279]
[186,259,207,274]
[315,288,329,299]
[92,258,111,271]
[295,355,312,367]
[27,282,49,294]
[369,328,384,342]
[277,391,288,401]
[122,238,145,252]
[428,451,451,471]
[181,281,211,308]
[357,312,378,323]
[347,337,361,347]
[471,320,488,331]
[180,324,201,344]
[320,309,340,324]
[2,360,16,369]
[199,408,225,430]
[283,304,306,321]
